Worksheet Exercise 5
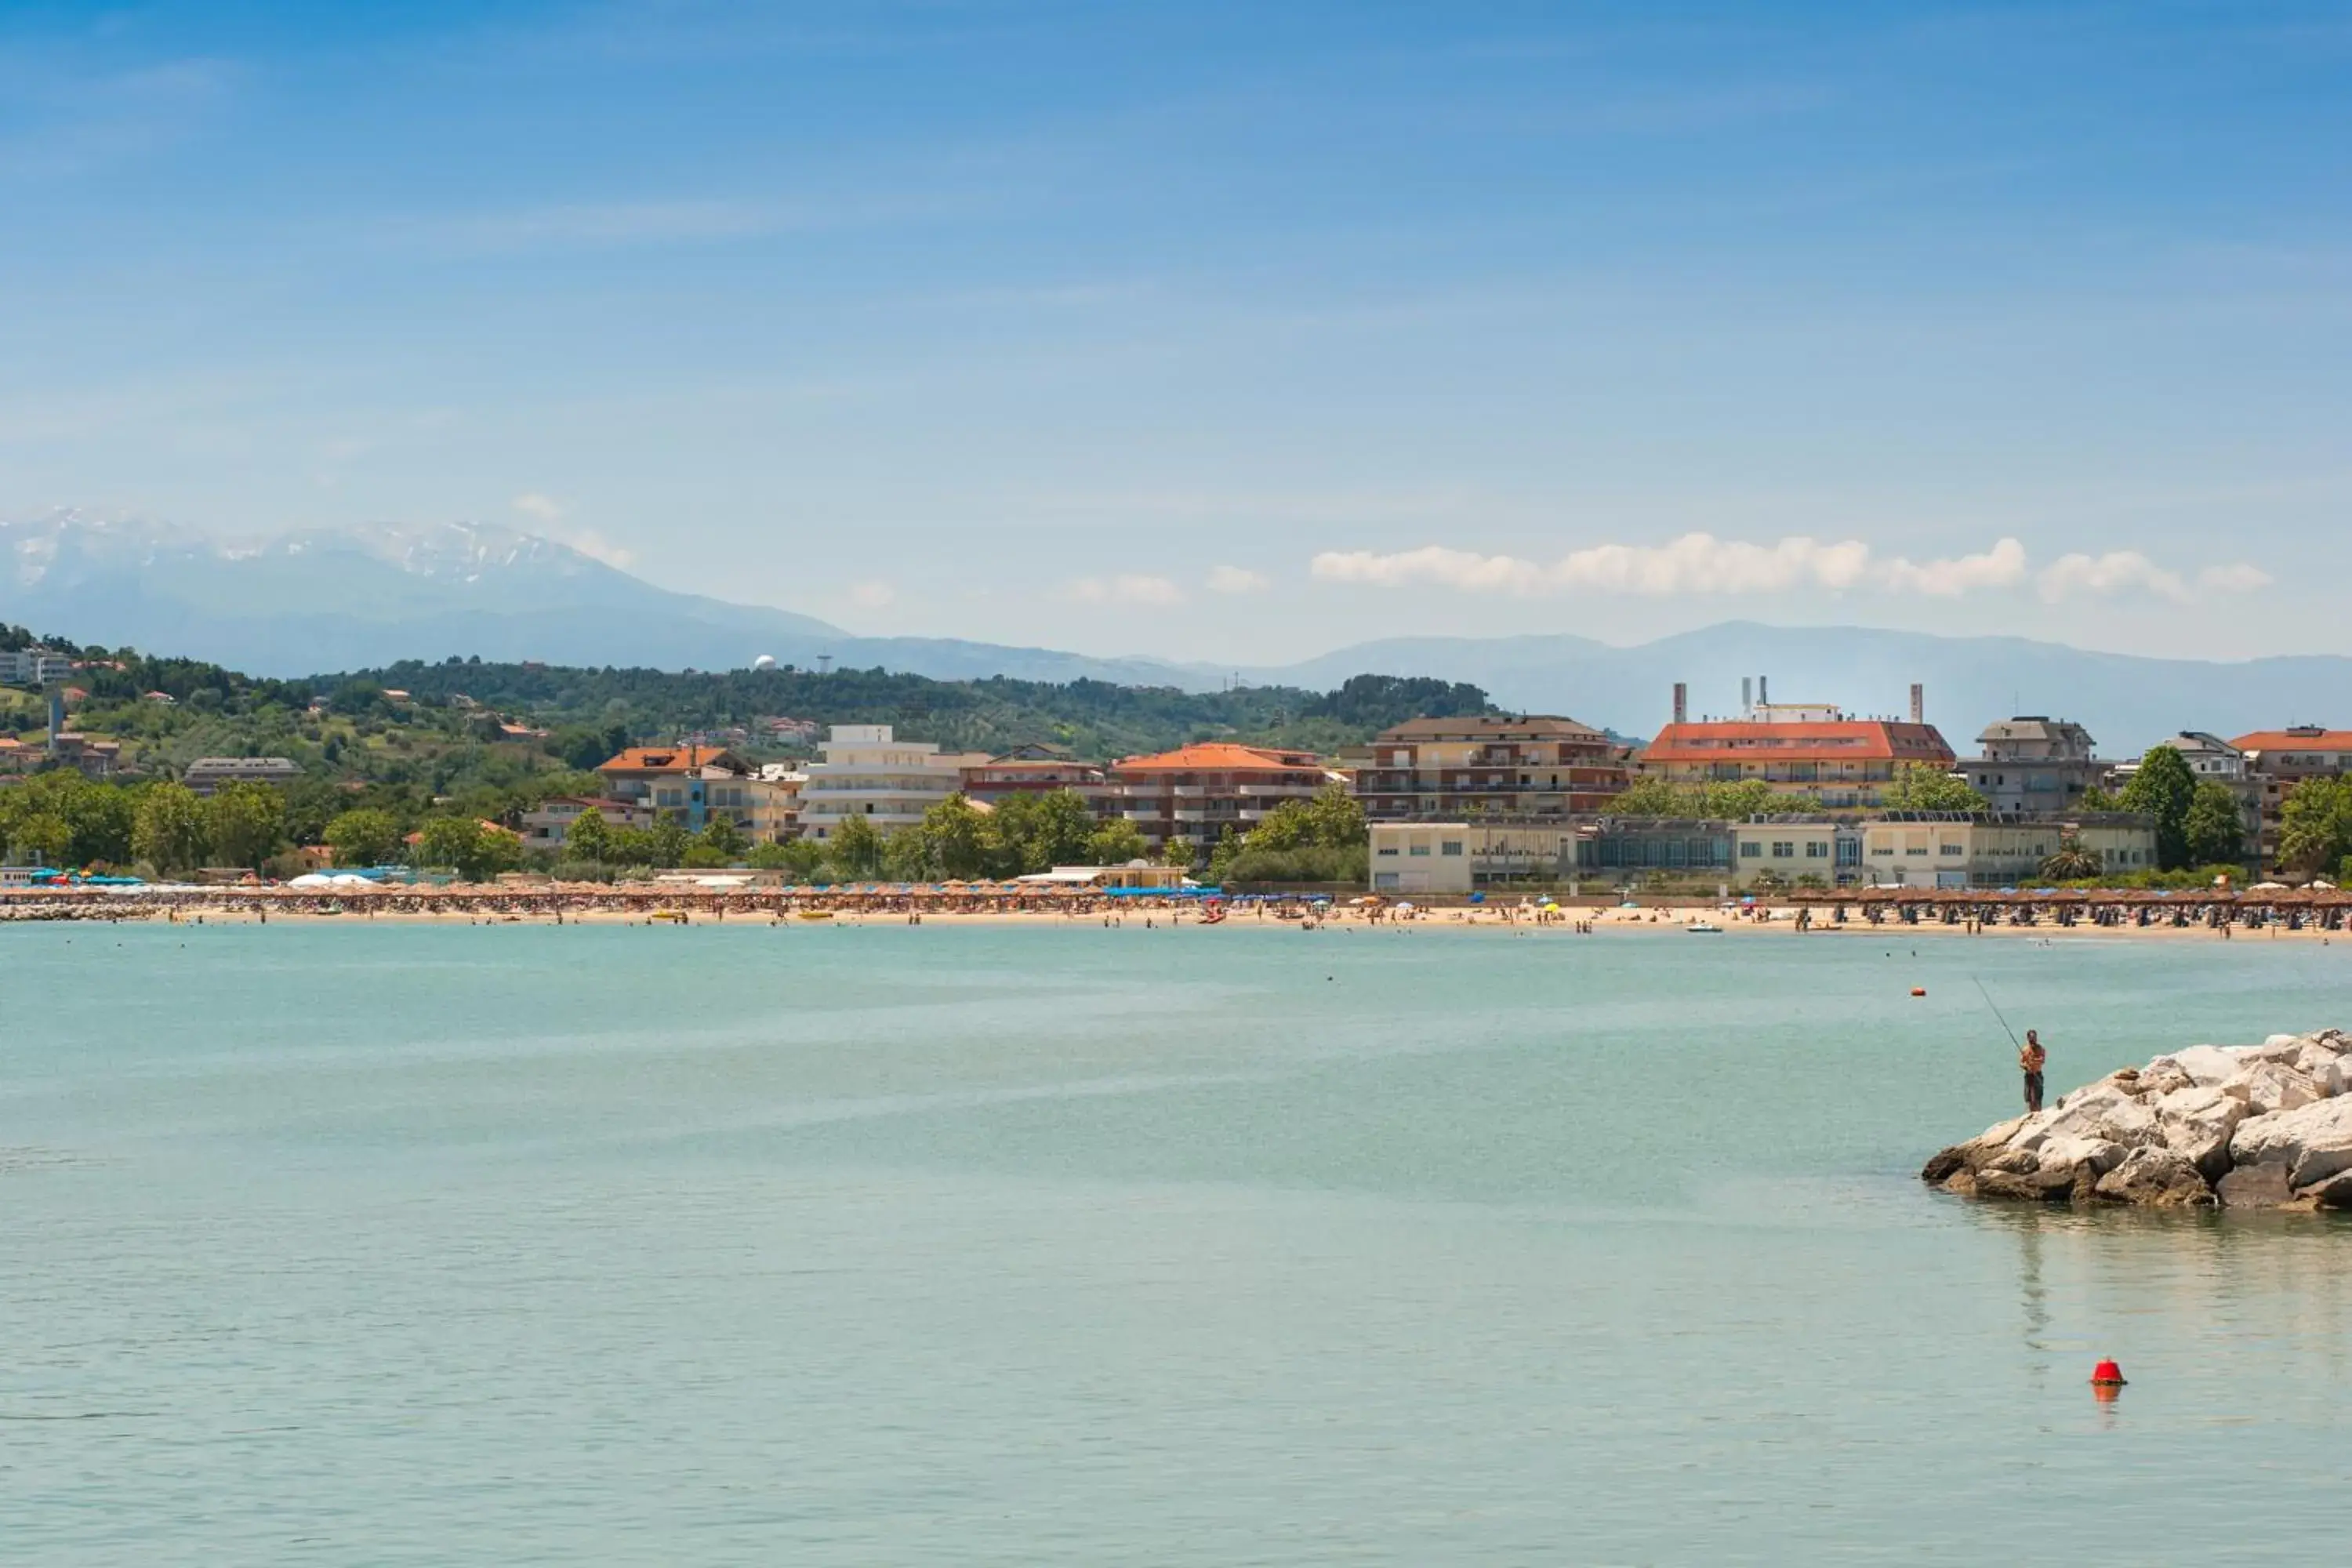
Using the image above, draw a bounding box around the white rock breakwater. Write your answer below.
[1922,1029,2352,1210]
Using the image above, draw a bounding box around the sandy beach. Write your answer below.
[9,888,2349,943]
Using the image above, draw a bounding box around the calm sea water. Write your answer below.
[5,920,2352,1564]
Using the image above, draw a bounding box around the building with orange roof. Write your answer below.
[597,742,753,833]
[2229,725,2352,868]
[1639,682,1955,809]
[1106,742,1333,855]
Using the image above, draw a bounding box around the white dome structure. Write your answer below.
[752,654,777,670]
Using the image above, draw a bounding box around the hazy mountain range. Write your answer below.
[5,516,2344,753]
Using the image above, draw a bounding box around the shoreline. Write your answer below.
[6,891,2347,942]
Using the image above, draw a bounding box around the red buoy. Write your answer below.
[2090,1359,2126,1387]
[1911,987,1926,996]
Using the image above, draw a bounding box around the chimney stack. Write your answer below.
[1672,682,1688,725]
[1759,674,1769,707]
[47,688,64,756]
[1910,683,1924,724]
[1741,677,1753,717]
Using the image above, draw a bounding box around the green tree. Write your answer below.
[1697,779,1784,819]
[644,816,691,869]
[132,782,209,874]
[829,813,884,877]
[2039,837,2103,883]
[986,788,1100,873]
[1083,817,1149,866]
[2119,746,2196,869]
[323,808,403,867]
[1160,837,1196,871]
[918,794,996,878]
[2181,781,2247,867]
[415,815,523,881]
[2078,786,2125,812]
[10,811,73,866]
[749,838,824,879]
[413,815,481,873]
[1882,764,1988,814]
[53,778,136,866]
[564,808,614,862]
[697,814,747,861]
[1600,778,1697,816]
[205,782,288,869]
[2278,777,2352,878]
[882,826,938,881]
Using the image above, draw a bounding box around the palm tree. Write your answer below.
[2039,836,2103,884]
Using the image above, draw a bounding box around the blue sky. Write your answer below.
[3,1,2347,660]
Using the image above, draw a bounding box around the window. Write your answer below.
[1806,841,1828,858]
[1441,840,1464,856]
[1409,844,1431,857]
[1772,841,1795,858]
[1375,846,1399,857]
[1940,843,1964,858]
[1740,841,1762,858]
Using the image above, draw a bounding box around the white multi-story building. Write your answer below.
[797,725,990,842]
[0,648,71,687]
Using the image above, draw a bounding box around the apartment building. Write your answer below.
[595,743,752,833]
[960,744,1115,813]
[1638,681,1954,809]
[182,756,303,795]
[1350,716,1628,820]
[521,796,652,851]
[796,725,991,842]
[1963,717,2111,816]
[1106,742,1330,855]
[0,647,71,687]
[2230,727,2352,867]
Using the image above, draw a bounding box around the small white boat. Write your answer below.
[1686,920,1724,934]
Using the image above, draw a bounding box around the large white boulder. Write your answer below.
[2145,1044,2251,1089]
[2220,1060,2327,1117]
[2228,1098,2352,1188]
[2036,1134,2126,1179]
[2288,1041,2347,1096]
[2155,1085,2248,1177]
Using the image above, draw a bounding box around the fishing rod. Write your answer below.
[1971,975,2021,1051]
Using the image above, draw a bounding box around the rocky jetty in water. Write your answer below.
[1922,1029,2352,1210]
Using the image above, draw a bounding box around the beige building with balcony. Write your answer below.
[1108,742,1331,855]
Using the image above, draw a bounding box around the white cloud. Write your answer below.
[849,579,896,608]
[1873,538,2029,597]
[2197,561,2274,594]
[1207,564,1271,594]
[2036,551,2188,603]
[1064,573,1186,607]
[511,492,564,522]
[1309,533,2027,598]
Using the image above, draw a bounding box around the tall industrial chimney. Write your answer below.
[1758,674,1769,707]
[47,688,64,757]
[1741,677,1753,717]
[1909,683,1924,724]
[1672,682,1688,725]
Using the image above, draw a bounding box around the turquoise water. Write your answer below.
[5,921,2352,1564]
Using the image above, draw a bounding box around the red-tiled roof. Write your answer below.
[2230,729,2352,752]
[597,744,745,774]
[1641,720,1955,765]
[1112,742,1323,774]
